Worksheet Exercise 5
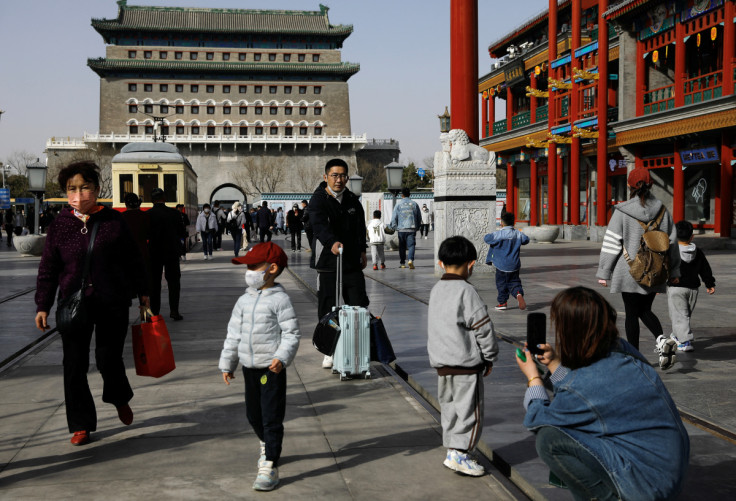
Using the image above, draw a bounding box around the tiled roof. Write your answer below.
[87,58,360,79]
[92,1,353,38]
[602,0,651,20]
[488,1,571,56]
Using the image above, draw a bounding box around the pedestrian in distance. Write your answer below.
[516,286,689,501]
[300,199,313,252]
[420,204,431,239]
[219,242,301,492]
[389,187,422,269]
[596,167,681,370]
[256,201,273,242]
[227,201,247,257]
[285,204,303,252]
[309,158,369,369]
[148,188,186,321]
[121,193,151,299]
[196,203,218,260]
[175,204,191,261]
[274,207,285,236]
[428,235,498,477]
[13,207,25,236]
[34,161,150,446]
[213,200,226,250]
[366,209,389,270]
[484,212,529,311]
[3,207,14,247]
[667,220,716,352]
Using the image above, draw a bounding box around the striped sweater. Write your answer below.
[596,196,681,294]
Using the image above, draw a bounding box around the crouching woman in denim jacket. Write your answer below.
[516,287,689,501]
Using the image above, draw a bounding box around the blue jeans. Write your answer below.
[201,231,214,256]
[535,427,618,501]
[398,231,416,264]
[232,230,242,256]
[495,269,523,304]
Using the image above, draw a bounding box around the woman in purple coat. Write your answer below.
[34,161,150,446]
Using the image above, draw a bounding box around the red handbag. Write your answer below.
[132,308,176,378]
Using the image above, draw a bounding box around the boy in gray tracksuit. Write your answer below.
[428,236,498,477]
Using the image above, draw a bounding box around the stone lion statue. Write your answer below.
[449,129,490,164]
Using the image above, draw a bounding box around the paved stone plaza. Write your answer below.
[1,232,735,500]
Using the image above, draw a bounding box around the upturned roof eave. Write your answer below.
[487,0,571,57]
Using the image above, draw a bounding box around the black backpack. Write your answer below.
[227,214,240,233]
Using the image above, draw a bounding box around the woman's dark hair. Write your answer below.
[58,161,100,190]
[438,235,477,266]
[629,182,652,207]
[202,203,211,210]
[550,286,619,370]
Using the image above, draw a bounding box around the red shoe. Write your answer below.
[380,264,386,269]
[373,264,378,270]
[117,404,134,426]
[494,303,508,311]
[516,294,527,310]
[71,430,90,446]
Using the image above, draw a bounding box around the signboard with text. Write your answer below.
[0,188,10,209]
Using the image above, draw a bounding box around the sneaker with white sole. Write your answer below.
[443,449,485,477]
[656,335,677,370]
[670,333,694,352]
[408,260,415,270]
[258,440,266,467]
[322,355,333,369]
[252,461,279,491]
[495,303,507,311]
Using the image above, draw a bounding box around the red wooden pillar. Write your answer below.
[673,141,685,222]
[530,71,538,124]
[557,153,565,224]
[675,20,686,107]
[507,86,514,131]
[719,131,734,237]
[506,162,516,218]
[597,0,609,226]
[482,95,488,138]
[489,96,495,137]
[570,0,581,225]
[723,0,735,96]
[450,0,479,143]
[636,39,646,116]
[530,157,539,226]
[548,0,558,224]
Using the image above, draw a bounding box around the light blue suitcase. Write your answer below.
[331,249,371,380]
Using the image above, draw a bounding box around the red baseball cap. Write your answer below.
[231,242,288,268]
[627,168,651,188]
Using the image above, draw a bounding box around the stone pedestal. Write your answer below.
[563,224,588,241]
[589,225,607,242]
[433,130,496,276]
[13,234,47,256]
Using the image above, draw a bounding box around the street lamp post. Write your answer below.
[347,174,363,197]
[384,160,405,213]
[26,158,47,234]
[438,106,451,133]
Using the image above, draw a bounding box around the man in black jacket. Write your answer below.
[148,188,186,320]
[309,158,369,368]
[256,201,273,242]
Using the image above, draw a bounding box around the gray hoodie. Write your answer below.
[596,195,681,294]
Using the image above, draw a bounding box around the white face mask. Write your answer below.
[245,269,267,289]
[204,208,210,214]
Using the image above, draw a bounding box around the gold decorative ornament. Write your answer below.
[548,78,572,90]
[525,86,550,98]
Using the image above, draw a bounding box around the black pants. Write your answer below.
[290,230,302,250]
[150,256,181,316]
[420,224,429,237]
[214,228,224,249]
[317,270,370,319]
[305,228,314,251]
[621,292,663,350]
[4,227,12,246]
[61,303,133,433]
[243,367,287,466]
[259,227,272,242]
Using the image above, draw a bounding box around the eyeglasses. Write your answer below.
[327,173,348,179]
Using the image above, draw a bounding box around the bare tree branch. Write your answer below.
[68,147,114,199]
[3,150,37,177]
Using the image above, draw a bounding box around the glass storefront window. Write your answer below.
[119,174,133,205]
[138,174,159,203]
[684,165,714,223]
[517,177,530,221]
[164,173,178,203]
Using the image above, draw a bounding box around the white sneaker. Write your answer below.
[252,461,279,491]
[443,449,485,476]
[670,333,694,352]
[258,440,266,467]
[656,335,677,370]
[322,355,333,369]
[204,255,209,260]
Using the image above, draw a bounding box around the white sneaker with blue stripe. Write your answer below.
[443,449,485,476]
[252,460,279,491]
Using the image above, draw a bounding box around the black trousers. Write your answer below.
[214,228,224,249]
[259,227,272,242]
[621,292,663,350]
[317,270,370,319]
[150,256,181,315]
[61,303,133,433]
[243,367,287,466]
[305,228,314,252]
[290,230,302,250]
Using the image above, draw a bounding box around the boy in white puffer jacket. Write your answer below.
[366,209,389,270]
[219,242,301,492]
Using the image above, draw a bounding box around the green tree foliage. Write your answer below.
[6,175,29,199]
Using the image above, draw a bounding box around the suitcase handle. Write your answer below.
[335,246,343,309]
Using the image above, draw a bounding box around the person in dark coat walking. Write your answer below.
[175,204,191,260]
[3,208,14,247]
[121,193,151,298]
[256,201,273,242]
[309,158,369,368]
[148,188,186,321]
[286,204,303,251]
[300,199,312,252]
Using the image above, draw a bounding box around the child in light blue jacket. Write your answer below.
[219,242,300,492]
[484,212,530,311]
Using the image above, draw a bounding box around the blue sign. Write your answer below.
[417,168,425,178]
[14,197,35,204]
[680,146,719,166]
[0,188,9,209]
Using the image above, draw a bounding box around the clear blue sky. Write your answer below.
[0,0,549,170]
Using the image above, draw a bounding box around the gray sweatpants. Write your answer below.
[438,373,484,451]
[667,287,698,343]
[370,244,385,265]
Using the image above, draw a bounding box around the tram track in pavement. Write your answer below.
[286,266,736,448]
